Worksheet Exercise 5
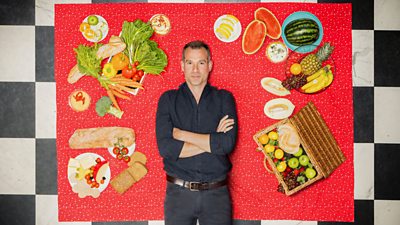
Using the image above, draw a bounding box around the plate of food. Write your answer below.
[80,15,109,42]
[108,143,136,163]
[281,11,323,53]
[283,43,335,94]
[213,14,242,43]
[67,152,111,198]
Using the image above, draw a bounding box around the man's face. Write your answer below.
[181,47,213,88]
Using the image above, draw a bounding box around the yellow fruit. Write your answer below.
[290,63,302,75]
[216,27,230,39]
[268,131,278,140]
[258,134,269,145]
[79,22,90,32]
[276,161,287,172]
[264,144,275,153]
[226,14,239,22]
[220,23,234,32]
[274,149,284,159]
[222,18,235,26]
[84,29,95,39]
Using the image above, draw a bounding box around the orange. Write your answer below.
[290,63,302,75]
[80,22,90,32]
[258,134,269,145]
[263,144,275,153]
[274,149,284,159]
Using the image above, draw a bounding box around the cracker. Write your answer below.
[127,162,148,182]
[128,151,147,166]
[110,169,136,194]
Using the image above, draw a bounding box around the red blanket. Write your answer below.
[55,3,353,222]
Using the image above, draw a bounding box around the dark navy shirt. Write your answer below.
[156,82,238,182]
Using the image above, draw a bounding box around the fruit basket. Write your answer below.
[253,102,345,196]
[283,43,335,94]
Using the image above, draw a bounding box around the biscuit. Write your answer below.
[128,151,147,166]
[127,162,148,182]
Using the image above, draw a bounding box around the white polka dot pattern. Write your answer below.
[55,3,353,222]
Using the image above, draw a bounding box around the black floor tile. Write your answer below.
[93,222,148,225]
[374,31,400,87]
[0,82,35,138]
[375,144,400,200]
[318,0,373,30]
[353,87,374,143]
[233,220,261,225]
[36,26,54,82]
[36,138,57,195]
[0,195,35,225]
[0,0,35,25]
[318,200,373,225]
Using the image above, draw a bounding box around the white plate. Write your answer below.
[67,152,111,193]
[107,143,136,158]
[81,15,109,43]
[213,14,242,43]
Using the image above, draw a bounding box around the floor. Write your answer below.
[0,0,399,225]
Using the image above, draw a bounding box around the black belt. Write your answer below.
[166,175,227,191]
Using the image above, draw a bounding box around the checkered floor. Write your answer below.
[0,0,399,224]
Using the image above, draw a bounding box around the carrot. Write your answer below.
[111,89,130,100]
[106,89,121,111]
[115,83,136,93]
[108,84,126,95]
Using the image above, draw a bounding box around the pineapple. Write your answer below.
[300,43,334,76]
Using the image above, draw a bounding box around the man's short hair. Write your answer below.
[182,40,211,61]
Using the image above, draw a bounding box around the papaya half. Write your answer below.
[242,20,267,55]
[255,7,282,40]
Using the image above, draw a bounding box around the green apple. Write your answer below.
[299,155,310,166]
[305,168,316,179]
[293,147,303,157]
[88,15,99,26]
[288,158,299,169]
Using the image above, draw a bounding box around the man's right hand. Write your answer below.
[216,115,235,133]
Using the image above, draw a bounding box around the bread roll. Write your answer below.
[69,127,135,149]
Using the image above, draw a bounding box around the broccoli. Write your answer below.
[95,96,124,119]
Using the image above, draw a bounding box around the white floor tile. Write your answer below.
[36,195,92,225]
[375,200,400,225]
[352,30,374,87]
[375,0,400,30]
[35,0,54,26]
[0,138,35,194]
[354,143,374,200]
[36,82,56,138]
[149,221,165,225]
[0,26,35,82]
[261,221,317,225]
[374,87,400,143]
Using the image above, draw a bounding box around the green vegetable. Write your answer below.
[95,96,123,119]
[121,20,168,75]
[74,44,102,78]
[296,175,306,184]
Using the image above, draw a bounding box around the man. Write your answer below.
[156,40,238,225]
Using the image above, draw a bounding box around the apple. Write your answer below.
[299,155,310,166]
[288,158,299,169]
[305,168,316,179]
[294,147,303,157]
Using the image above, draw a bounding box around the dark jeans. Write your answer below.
[164,182,232,225]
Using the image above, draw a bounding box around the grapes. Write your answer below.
[282,75,307,90]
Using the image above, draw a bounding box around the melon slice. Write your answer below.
[242,20,267,55]
[255,7,281,39]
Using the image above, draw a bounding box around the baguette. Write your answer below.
[69,127,135,149]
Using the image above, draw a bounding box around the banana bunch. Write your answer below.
[300,65,333,93]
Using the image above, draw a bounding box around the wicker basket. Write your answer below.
[253,102,346,196]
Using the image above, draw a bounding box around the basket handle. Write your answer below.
[263,155,274,174]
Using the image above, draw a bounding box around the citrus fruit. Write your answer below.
[290,63,302,75]
[220,23,234,32]
[263,144,275,153]
[276,161,287,172]
[274,149,284,159]
[258,134,269,145]
[216,27,230,39]
[84,29,95,39]
[268,131,278,140]
[79,22,90,32]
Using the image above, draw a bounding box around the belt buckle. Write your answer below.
[189,182,200,191]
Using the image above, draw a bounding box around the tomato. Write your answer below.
[111,53,130,71]
[95,158,101,163]
[132,75,140,82]
[100,179,105,184]
[137,70,144,78]
[117,153,123,160]
[121,147,129,155]
[95,183,100,188]
[123,156,131,163]
[87,179,92,184]
[134,61,139,66]
[85,174,91,180]
[122,65,137,79]
[113,147,120,155]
